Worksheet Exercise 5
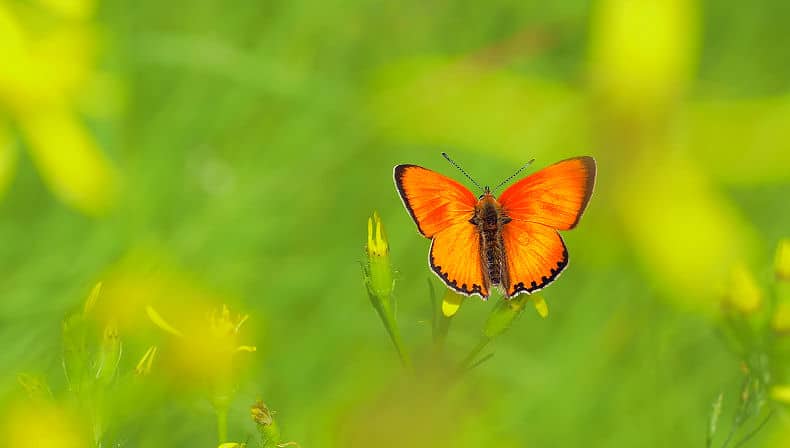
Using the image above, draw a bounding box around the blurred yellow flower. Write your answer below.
[146,304,257,383]
[589,0,697,116]
[0,0,118,215]
[2,401,89,448]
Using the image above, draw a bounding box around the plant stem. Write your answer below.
[434,311,452,351]
[460,337,491,370]
[216,407,228,444]
[374,298,412,368]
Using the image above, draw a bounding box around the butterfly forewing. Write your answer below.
[498,156,596,230]
[394,164,488,297]
[393,165,477,237]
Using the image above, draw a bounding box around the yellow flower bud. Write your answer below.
[364,211,394,299]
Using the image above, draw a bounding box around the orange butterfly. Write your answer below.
[394,154,596,299]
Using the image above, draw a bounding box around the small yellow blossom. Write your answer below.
[367,211,389,257]
[441,291,465,317]
[364,211,394,299]
[531,295,549,319]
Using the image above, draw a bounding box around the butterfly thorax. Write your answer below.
[470,193,512,291]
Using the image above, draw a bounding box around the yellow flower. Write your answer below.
[367,210,389,257]
[2,401,89,448]
[146,304,257,383]
[0,0,118,215]
[364,211,394,299]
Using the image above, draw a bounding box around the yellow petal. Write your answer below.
[83,282,102,315]
[531,295,549,319]
[135,346,158,376]
[235,345,257,353]
[145,306,184,338]
[218,443,245,448]
[0,121,18,199]
[441,291,465,317]
[18,109,118,215]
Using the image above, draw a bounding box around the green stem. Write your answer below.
[374,298,412,368]
[216,407,228,444]
[460,337,491,370]
[434,311,452,351]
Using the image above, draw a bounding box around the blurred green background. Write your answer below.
[1,0,788,446]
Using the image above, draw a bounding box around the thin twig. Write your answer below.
[465,352,495,372]
[733,410,774,448]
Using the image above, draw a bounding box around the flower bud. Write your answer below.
[364,211,394,300]
[95,322,122,386]
[251,401,281,448]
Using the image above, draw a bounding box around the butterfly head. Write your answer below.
[478,185,492,199]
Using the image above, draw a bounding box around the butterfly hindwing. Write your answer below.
[393,164,477,237]
[430,221,488,298]
[501,219,568,296]
[498,156,596,230]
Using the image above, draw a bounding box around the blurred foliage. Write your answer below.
[0,0,788,446]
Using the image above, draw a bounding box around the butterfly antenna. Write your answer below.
[442,152,484,192]
[492,158,535,193]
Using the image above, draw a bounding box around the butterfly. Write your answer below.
[394,154,596,299]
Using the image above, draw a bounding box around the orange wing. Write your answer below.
[394,164,487,297]
[501,220,568,297]
[393,165,477,237]
[430,222,488,298]
[497,157,596,230]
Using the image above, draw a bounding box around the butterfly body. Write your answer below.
[470,190,510,293]
[395,156,596,300]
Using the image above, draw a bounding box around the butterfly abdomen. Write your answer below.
[473,195,510,292]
